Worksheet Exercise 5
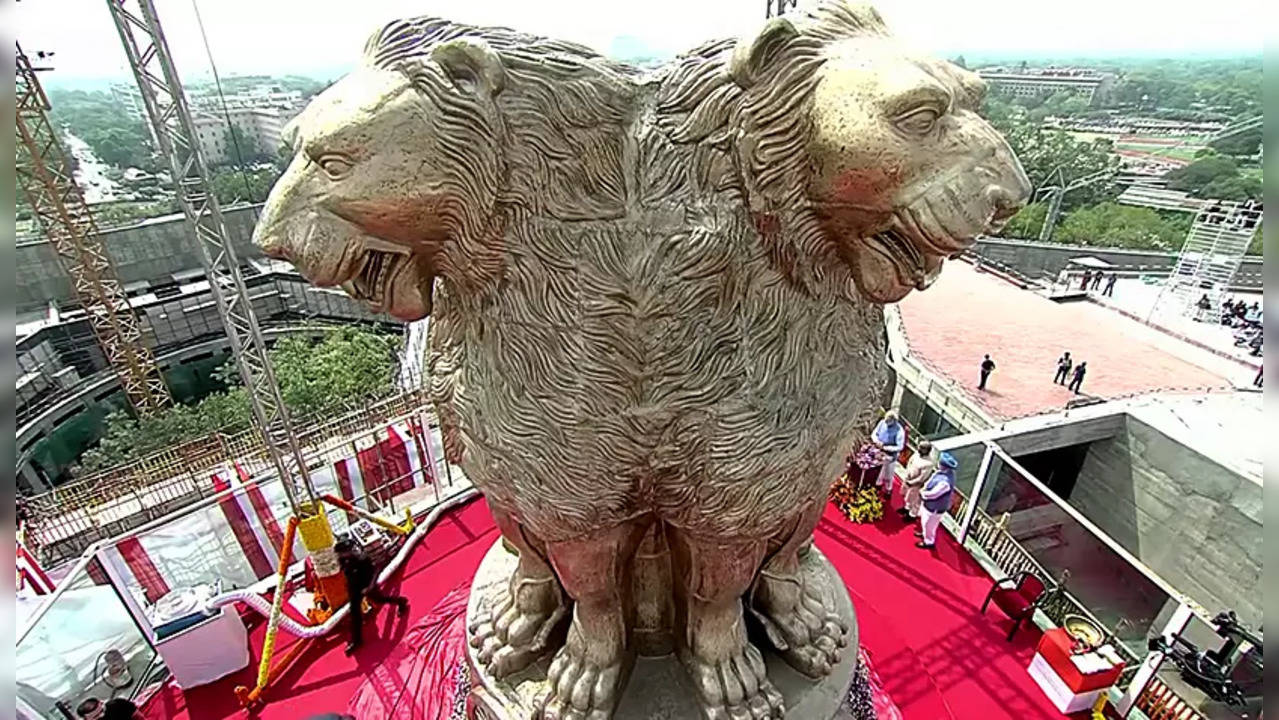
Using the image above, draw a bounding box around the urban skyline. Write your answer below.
[15,0,1266,88]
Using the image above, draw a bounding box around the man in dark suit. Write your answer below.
[336,538,409,654]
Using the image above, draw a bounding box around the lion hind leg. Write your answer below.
[748,503,848,679]
[469,505,569,679]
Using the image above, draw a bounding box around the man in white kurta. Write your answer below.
[871,410,906,495]
[898,440,937,521]
[916,451,957,549]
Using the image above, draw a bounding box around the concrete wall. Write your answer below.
[15,204,264,314]
[973,237,1263,289]
[1071,416,1262,627]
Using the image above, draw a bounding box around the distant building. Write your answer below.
[977,66,1116,106]
[188,86,306,165]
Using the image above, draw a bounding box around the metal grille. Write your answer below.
[105,0,315,513]
[14,44,171,415]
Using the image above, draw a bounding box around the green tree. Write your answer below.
[1208,125,1261,158]
[210,165,281,205]
[73,327,400,475]
[1164,155,1260,200]
[48,89,156,171]
[1000,202,1048,239]
[1053,202,1188,251]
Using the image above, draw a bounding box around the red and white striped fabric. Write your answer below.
[16,542,55,596]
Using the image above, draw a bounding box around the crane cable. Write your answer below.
[190,0,261,215]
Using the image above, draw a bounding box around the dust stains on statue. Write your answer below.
[253,2,1030,718]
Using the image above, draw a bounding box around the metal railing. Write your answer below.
[953,488,1143,686]
[23,384,432,565]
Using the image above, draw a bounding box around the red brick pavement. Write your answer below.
[897,263,1232,421]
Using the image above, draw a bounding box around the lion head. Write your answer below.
[253,18,635,320]
[657,0,1031,303]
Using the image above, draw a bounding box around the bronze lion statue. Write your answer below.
[254,2,1028,718]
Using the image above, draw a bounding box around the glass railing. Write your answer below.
[939,438,1234,702]
[970,450,1173,661]
[16,561,166,720]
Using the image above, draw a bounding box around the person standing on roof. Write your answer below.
[979,354,996,390]
[1068,361,1087,394]
[915,452,957,550]
[871,410,906,497]
[1054,351,1072,385]
[336,538,409,655]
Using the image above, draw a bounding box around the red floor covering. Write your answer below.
[144,495,1081,720]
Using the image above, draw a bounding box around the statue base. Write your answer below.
[464,539,859,720]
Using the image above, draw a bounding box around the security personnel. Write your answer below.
[335,538,409,654]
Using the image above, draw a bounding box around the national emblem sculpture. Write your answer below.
[253,2,1029,718]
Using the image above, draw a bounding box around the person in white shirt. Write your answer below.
[897,440,937,522]
[915,451,958,550]
[871,410,906,496]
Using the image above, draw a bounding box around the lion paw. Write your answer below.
[688,643,785,720]
[536,636,623,720]
[751,575,847,678]
[469,576,567,678]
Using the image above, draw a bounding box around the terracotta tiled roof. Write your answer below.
[896,263,1232,421]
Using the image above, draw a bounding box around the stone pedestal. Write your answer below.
[465,540,859,720]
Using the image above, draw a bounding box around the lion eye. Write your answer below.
[895,107,941,136]
[318,155,353,179]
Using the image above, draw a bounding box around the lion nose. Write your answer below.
[986,186,1024,223]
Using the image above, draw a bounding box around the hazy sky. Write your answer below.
[14,0,1265,85]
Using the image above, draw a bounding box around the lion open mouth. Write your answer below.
[343,248,412,312]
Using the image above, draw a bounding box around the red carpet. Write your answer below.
[816,499,1086,720]
[141,500,499,720]
[144,496,1076,720]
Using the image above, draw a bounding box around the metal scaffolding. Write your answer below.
[1150,200,1262,319]
[104,0,316,514]
[15,43,172,415]
[766,0,798,18]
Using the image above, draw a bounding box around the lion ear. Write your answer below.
[431,38,507,98]
[730,17,799,89]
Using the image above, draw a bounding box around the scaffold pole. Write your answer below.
[103,0,316,513]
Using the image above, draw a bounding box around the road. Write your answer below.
[62,132,120,203]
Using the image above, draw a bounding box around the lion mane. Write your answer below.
[646,3,890,298]
[363,17,639,226]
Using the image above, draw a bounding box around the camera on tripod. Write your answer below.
[1148,610,1262,718]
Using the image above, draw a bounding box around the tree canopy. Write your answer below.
[48,89,157,171]
[74,327,400,475]
[1165,154,1262,201]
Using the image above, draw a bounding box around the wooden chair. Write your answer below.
[980,570,1047,641]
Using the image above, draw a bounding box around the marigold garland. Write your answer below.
[829,472,884,524]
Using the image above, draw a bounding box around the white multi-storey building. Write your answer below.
[977,67,1117,106]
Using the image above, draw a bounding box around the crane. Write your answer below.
[15,43,171,415]
[103,0,316,515]
[1034,167,1116,242]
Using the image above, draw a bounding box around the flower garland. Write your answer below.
[828,444,888,524]
[829,473,885,524]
